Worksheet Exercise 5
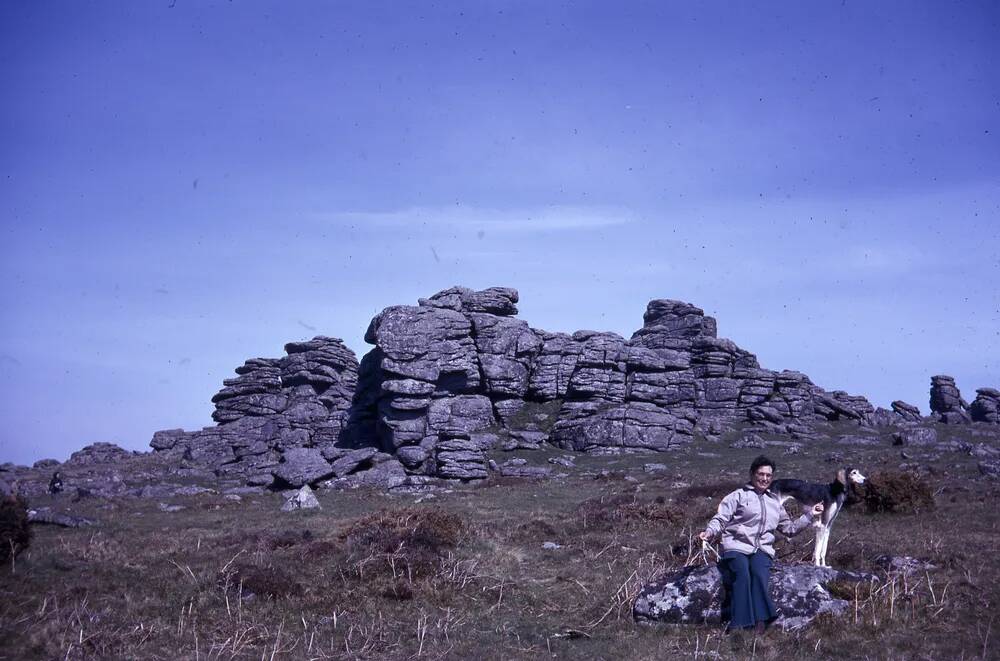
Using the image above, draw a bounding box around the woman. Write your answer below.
[698,456,823,633]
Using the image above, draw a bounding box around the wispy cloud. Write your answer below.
[312,205,635,233]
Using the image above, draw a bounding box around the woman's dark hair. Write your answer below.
[749,456,775,475]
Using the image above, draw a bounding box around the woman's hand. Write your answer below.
[697,531,711,542]
[810,503,825,518]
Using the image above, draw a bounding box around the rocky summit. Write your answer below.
[133,286,996,489]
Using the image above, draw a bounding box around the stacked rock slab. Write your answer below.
[929,375,971,424]
[354,288,876,473]
[970,388,1000,424]
[352,287,524,479]
[150,337,359,487]
[152,287,881,485]
[891,400,922,422]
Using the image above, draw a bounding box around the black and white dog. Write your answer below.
[771,468,866,567]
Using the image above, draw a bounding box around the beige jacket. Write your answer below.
[703,484,813,557]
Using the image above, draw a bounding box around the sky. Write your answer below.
[1,1,998,466]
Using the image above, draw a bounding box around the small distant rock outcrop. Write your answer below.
[67,442,136,465]
[929,375,972,424]
[970,388,1000,424]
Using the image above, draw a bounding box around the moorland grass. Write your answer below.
[1,424,998,660]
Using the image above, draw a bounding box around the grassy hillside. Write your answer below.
[2,423,998,660]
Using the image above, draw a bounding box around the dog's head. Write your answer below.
[836,468,867,485]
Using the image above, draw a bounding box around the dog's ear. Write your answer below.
[836,469,846,485]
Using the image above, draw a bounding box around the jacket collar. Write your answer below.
[743,483,774,497]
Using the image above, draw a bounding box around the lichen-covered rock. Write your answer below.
[892,427,938,446]
[280,485,321,511]
[634,563,877,630]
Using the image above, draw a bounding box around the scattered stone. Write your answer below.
[836,435,880,446]
[978,460,1000,479]
[542,541,562,550]
[158,503,186,513]
[500,465,554,479]
[502,431,549,450]
[280,485,321,511]
[872,555,936,575]
[27,509,96,528]
[729,433,765,449]
[643,463,668,473]
[548,455,576,468]
[892,427,938,446]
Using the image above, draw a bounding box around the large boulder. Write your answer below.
[634,562,877,630]
[272,448,334,488]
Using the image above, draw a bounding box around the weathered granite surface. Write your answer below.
[147,288,888,484]
[150,337,359,488]
[633,562,877,630]
[151,287,963,486]
[930,375,971,424]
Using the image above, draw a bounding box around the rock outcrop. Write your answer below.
[929,375,971,424]
[151,287,881,485]
[151,337,359,488]
[633,562,877,630]
[892,400,922,422]
[970,388,1000,424]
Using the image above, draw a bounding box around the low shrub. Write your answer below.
[0,495,32,564]
[224,562,301,599]
[863,470,935,514]
[341,508,465,577]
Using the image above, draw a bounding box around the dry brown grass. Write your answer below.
[1,431,997,660]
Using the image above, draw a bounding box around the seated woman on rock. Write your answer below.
[698,455,823,634]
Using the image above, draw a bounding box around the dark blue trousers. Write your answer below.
[719,551,777,629]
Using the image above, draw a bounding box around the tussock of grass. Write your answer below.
[221,562,302,600]
[575,494,684,531]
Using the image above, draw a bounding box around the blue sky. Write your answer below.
[1,1,997,465]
